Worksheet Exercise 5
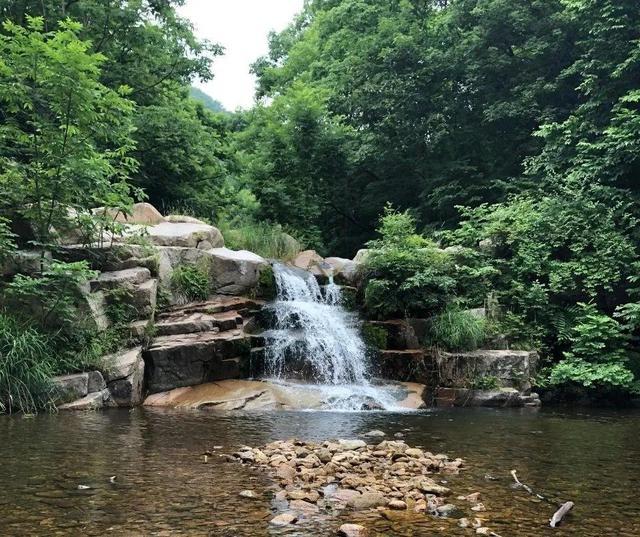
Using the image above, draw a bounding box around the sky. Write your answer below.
[178,0,304,111]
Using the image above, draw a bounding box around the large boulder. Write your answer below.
[209,247,268,295]
[102,347,145,406]
[51,373,89,404]
[0,250,52,277]
[292,250,326,276]
[90,267,151,292]
[352,249,370,264]
[94,202,165,226]
[324,256,360,285]
[146,222,223,248]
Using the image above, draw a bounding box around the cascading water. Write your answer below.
[261,263,406,411]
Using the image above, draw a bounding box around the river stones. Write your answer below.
[269,513,297,526]
[338,523,368,536]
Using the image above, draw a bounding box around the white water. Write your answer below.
[263,264,406,411]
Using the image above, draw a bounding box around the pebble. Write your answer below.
[363,430,385,438]
[338,523,368,536]
[269,513,297,526]
[387,499,407,510]
[238,490,256,499]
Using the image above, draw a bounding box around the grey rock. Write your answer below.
[102,347,145,407]
[87,371,106,393]
[90,267,151,292]
[52,373,89,404]
[147,222,223,248]
[58,389,111,410]
[209,247,267,295]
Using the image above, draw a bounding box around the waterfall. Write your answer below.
[261,263,402,411]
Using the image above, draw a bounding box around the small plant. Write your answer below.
[171,265,210,303]
[253,265,276,300]
[105,287,139,326]
[472,375,501,390]
[427,307,488,351]
[362,323,388,349]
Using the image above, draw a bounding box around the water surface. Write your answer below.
[1,407,639,536]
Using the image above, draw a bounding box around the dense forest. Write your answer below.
[1,0,640,408]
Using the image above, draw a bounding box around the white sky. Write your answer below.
[178,0,304,111]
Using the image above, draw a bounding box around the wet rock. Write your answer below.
[290,499,319,513]
[338,523,368,537]
[58,389,111,410]
[51,373,89,404]
[436,504,458,517]
[238,490,256,499]
[269,513,297,526]
[414,499,427,512]
[347,491,386,510]
[102,347,145,407]
[388,499,407,510]
[363,430,385,438]
[471,502,487,512]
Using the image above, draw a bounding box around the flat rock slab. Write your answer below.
[153,310,243,336]
[143,379,428,411]
[58,389,111,410]
[51,373,89,403]
[147,222,223,248]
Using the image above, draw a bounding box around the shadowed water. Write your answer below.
[1,407,639,536]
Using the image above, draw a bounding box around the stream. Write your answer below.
[1,406,639,536]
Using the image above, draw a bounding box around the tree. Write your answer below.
[0,16,137,247]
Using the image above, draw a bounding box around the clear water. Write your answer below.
[1,407,639,536]
[263,264,400,410]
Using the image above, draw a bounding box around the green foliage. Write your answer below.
[363,207,493,319]
[170,265,210,303]
[472,375,501,391]
[0,313,53,414]
[219,220,301,260]
[254,265,276,300]
[104,287,138,326]
[190,87,225,113]
[361,324,388,350]
[0,217,17,264]
[0,17,138,247]
[427,307,488,352]
[4,261,98,332]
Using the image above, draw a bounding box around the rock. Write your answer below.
[197,240,213,250]
[292,250,326,275]
[165,214,207,225]
[58,389,111,410]
[1,250,52,277]
[130,278,157,318]
[276,464,296,481]
[337,439,366,451]
[102,348,145,407]
[415,479,450,496]
[324,256,360,285]
[476,528,490,535]
[437,349,538,391]
[387,499,407,510]
[436,504,458,517]
[87,371,106,393]
[94,202,165,225]
[352,249,370,264]
[238,490,257,499]
[90,267,151,292]
[363,430,385,438]
[348,491,387,510]
[143,331,252,393]
[147,222,224,248]
[338,523,368,537]
[269,513,297,526]
[414,499,427,512]
[52,373,89,404]
[290,499,319,513]
[209,247,267,295]
[471,502,486,512]
[78,284,110,331]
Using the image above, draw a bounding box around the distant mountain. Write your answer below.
[189,87,225,112]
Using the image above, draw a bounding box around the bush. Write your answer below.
[171,265,210,303]
[362,207,494,319]
[219,219,301,260]
[427,307,488,351]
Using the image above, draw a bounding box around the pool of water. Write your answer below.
[1,407,639,536]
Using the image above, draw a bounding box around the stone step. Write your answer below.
[153,310,243,336]
[144,330,253,394]
[158,295,263,318]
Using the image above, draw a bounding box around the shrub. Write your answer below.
[219,219,301,260]
[361,324,388,349]
[362,207,494,319]
[427,307,488,351]
[472,375,501,390]
[171,265,210,303]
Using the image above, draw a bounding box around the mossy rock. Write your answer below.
[362,323,388,349]
[254,264,276,300]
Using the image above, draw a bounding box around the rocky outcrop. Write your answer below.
[147,222,223,248]
[435,387,541,408]
[293,250,325,274]
[437,349,539,391]
[165,214,208,225]
[89,267,157,320]
[143,297,262,393]
[323,256,360,285]
[101,347,145,406]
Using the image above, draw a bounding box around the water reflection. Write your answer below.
[1,407,639,536]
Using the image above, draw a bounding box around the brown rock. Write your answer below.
[387,499,407,510]
[289,499,319,513]
[338,523,368,537]
[269,513,298,526]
